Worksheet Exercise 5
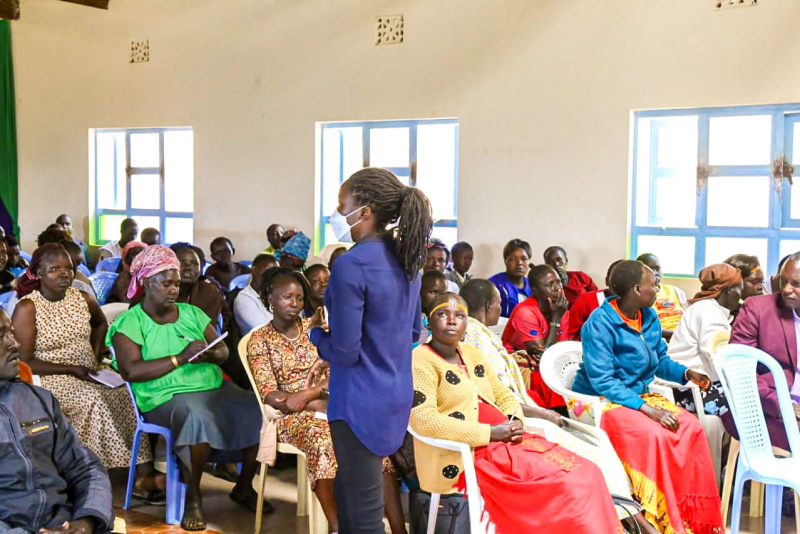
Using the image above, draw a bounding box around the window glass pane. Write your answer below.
[708,115,772,166]
[707,176,769,227]
[417,124,457,220]
[634,116,698,228]
[96,131,126,210]
[705,238,768,270]
[792,121,800,165]
[369,127,409,167]
[789,180,800,219]
[130,132,161,168]
[130,174,160,209]
[321,127,363,216]
[165,218,193,244]
[324,223,336,247]
[780,240,800,262]
[431,226,458,250]
[99,214,126,242]
[637,235,696,275]
[131,216,160,236]
[395,174,410,187]
[164,130,194,213]
[341,128,364,181]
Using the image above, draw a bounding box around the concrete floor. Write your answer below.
[111,466,797,533]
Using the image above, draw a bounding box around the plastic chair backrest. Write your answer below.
[229,274,250,292]
[0,291,14,311]
[708,329,731,356]
[19,251,32,262]
[202,261,211,275]
[89,272,118,306]
[77,264,92,278]
[713,344,800,463]
[541,340,584,390]
[238,331,266,411]
[96,257,121,273]
[240,260,253,268]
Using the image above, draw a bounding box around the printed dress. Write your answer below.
[248,320,393,488]
[26,288,150,468]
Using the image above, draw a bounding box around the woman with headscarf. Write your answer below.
[667,263,743,416]
[108,246,266,531]
[278,231,311,272]
[107,240,148,304]
[12,243,164,500]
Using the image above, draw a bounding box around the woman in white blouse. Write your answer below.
[667,264,743,416]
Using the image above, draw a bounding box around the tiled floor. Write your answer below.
[111,467,797,533]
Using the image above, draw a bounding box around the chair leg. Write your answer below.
[427,493,441,534]
[750,481,765,517]
[254,462,268,534]
[721,438,739,525]
[165,436,186,525]
[764,484,782,534]
[296,455,309,517]
[124,429,142,510]
[730,466,748,534]
[794,490,800,534]
[309,491,327,534]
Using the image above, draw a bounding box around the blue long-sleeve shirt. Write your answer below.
[488,272,531,318]
[572,297,687,410]
[310,235,422,456]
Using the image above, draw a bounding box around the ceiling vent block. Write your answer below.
[130,39,149,63]
[715,0,758,10]
[375,15,403,45]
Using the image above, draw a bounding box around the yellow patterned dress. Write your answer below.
[26,288,151,469]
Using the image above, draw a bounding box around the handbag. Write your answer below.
[408,491,470,534]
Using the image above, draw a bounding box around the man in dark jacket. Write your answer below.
[0,309,113,533]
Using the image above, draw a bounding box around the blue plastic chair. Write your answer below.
[89,272,118,305]
[202,261,212,275]
[123,382,187,525]
[240,260,253,268]
[713,344,800,534]
[19,251,31,262]
[0,291,14,311]
[76,264,91,278]
[96,257,121,273]
[228,274,250,292]
[9,266,24,278]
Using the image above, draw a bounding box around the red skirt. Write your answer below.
[455,403,621,534]
[529,369,566,409]
[600,394,723,534]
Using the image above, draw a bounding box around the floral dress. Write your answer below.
[247,320,393,488]
[26,288,150,468]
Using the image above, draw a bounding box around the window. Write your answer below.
[631,104,800,277]
[92,127,194,245]
[318,118,459,249]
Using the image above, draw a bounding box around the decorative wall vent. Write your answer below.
[130,40,149,63]
[714,0,758,10]
[375,15,403,45]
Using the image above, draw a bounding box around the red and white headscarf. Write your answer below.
[127,245,181,300]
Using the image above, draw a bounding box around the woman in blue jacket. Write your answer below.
[571,260,722,534]
[309,168,431,533]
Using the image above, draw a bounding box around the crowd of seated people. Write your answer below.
[4,196,800,534]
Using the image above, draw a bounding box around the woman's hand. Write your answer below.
[686,369,711,391]
[530,407,564,427]
[489,420,524,443]
[40,518,95,533]
[177,340,208,364]
[69,366,96,382]
[284,390,315,413]
[548,290,569,319]
[640,404,680,432]
[305,359,330,389]
[306,399,328,414]
[308,307,328,331]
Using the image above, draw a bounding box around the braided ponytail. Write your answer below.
[345,168,432,279]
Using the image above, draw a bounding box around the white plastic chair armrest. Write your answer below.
[314,411,328,421]
[408,426,472,455]
[523,417,556,441]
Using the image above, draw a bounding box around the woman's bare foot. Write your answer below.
[229,484,275,514]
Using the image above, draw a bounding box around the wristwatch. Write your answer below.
[320,387,330,399]
[549,321,561,328]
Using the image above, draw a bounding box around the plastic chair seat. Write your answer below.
[88,272,118,306]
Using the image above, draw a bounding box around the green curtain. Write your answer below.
[0,20,18,238]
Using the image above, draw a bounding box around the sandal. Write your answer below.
[131,488,167,506]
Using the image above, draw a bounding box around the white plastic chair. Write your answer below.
[238,331,327,534]
[409,418,555,534]
[713,344,800,534]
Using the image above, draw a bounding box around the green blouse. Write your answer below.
[106,303,223,413]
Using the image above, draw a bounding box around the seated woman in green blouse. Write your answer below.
[107,245,265,532]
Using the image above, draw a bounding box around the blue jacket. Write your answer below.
[0,380,113,533]
[571,298,687,410]
[310,235,422,456]
[488,272,531,318]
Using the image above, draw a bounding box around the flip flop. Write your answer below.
[229,489,275,514]
[131,488,167,506]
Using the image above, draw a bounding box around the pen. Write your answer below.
[177,334,194,342]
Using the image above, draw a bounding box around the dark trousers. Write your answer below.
[330,420,385,534]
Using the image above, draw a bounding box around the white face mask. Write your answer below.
[330,205,366,243]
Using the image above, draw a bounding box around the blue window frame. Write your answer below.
[631,104,800,278]
[92,127,194,246]
[318,118,459,250]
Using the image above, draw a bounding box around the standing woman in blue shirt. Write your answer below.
[309,168,431,533]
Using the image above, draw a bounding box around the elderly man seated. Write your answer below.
[0,309,114,533]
